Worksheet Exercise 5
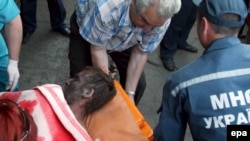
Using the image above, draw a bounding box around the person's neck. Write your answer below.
[70,104,86,127]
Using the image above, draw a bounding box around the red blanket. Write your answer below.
[0,84,92,141]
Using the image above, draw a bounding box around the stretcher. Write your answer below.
[84,80,153,141]
[0,80,153,141]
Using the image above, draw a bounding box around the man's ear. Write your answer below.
[82,88,94,98]
[201,17,209,35]
[65,78,73,85]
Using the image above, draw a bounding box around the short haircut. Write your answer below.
[64,66,116,115]
[135,0,181,18]
[197,9,241,36]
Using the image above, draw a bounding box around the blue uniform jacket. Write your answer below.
[154,37,250,141]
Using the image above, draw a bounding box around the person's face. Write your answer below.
[130,4,167,31]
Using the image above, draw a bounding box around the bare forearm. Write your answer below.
[5,15,22,61]
[125,46,147,93]
[90,45,109,73]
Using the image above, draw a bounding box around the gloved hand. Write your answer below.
[6,59,19,91]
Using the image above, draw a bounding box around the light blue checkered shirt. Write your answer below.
[76,0,171,53]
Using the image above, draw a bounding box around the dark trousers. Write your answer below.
[239,0,250,37]
[160,0,197,59]
[20,0,66,34]
[68,12,146,105]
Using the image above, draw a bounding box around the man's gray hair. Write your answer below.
[135,0,181,18]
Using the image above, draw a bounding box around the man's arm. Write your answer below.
[90,45,109,74]
[5,15,22,91]
[5,15,22,61]
[125,46,147,103]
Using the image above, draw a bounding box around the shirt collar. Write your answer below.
[203,36,241,55]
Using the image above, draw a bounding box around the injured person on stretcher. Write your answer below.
[0,66,151,141]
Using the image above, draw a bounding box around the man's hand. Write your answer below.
[126,90,135,104]
[128,95,135,104]
[6,59,19,91]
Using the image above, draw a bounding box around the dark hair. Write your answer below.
[64,66,116,115]
[0,99,37,141]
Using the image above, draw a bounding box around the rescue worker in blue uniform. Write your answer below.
[154,0,250,140]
